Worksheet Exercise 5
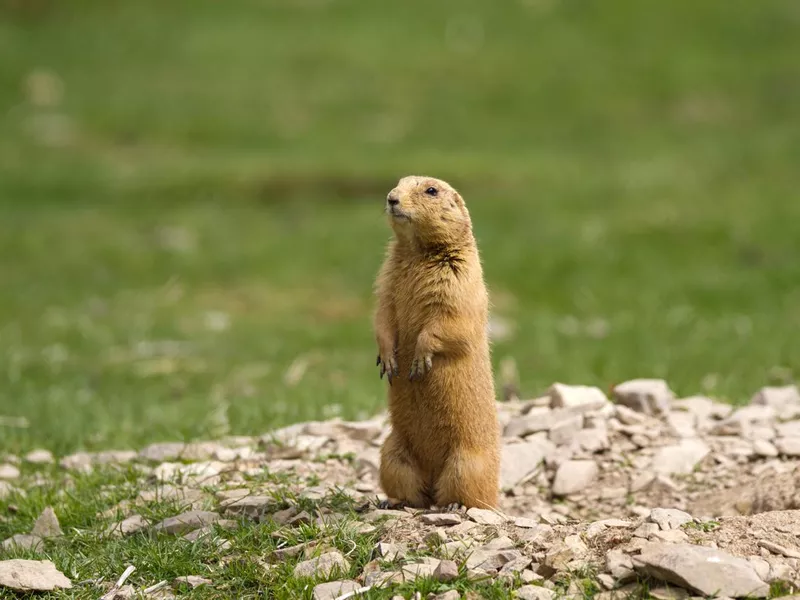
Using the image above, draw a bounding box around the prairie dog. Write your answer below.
[374,175,500,510]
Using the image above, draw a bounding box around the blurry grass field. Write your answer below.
[1,0,800,454]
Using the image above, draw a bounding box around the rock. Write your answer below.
[711,406,775,436]
[173,576,212,589]
[632,543,769,598]
[776,437,800,456]
[586,518,632,538]
[466,547,522,572]
[516,585,556,600]
[30,507,62,539]
[312,580,361,600]
[649,586,691,600]
[286,511,313,527]
[153,511,220,535]
[2,534,43,552]
[650,438,710,475]
[420,513,462,526]
[633,523,661,538]
[551,460,598,496]
[24,450,54,465]
[293,551,350,579]
[753,440,779,457]
[433,591,460,600]
[377,542,406,561]
[139,442,189,462]
[573,425,611,453]
[152,461,228,485]
[665,412,697,438]
[759,540,800,559]
[401,560,440,580]
[499,555,532,575]
[649,508,693,530]
[0,481,18,500]
[500,440,552,489]
[606,549,635,582]
[466,507,506,526]
[613,379,674,415]
[776,421,800,437]
[425,529,447,545]
[106,515,150,537]
[0,559,72,591]
[505,409,582,439]
[650,529,689,543]
[0,464,20,480]
[549,383,610,413]
[751,385,800,410]
[433,559,459,582]
[515,516,540,528]
[548,413,584,446]
[58,452,93,472]
[223,496,272,519]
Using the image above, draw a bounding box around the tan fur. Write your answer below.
[373,175,500,510]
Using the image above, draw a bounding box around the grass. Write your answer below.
[0,462,526,599]
[1,0,800,458]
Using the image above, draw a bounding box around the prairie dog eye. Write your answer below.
[425,187,438,196]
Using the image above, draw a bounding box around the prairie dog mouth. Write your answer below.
[388,206,410,220]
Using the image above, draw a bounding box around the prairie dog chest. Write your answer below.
[391,258,454,328]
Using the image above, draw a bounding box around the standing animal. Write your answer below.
[373,175,500,510]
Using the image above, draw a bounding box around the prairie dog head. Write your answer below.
[385,176,471,244]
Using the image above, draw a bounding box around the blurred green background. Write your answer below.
[1,0,799,454]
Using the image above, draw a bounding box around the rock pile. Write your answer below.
[3,379,800,598]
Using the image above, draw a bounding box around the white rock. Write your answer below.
[433,559,459,582]
[752,440,779,457]
[466,507,507,526]
[650,438,710,475]
[30,507,62,539]
[293,551,350,579]
[173,576,212,589]
[572,424,610,453]
[710,405,775,436]
[650,529,689,543]
[420,513,461,526]
[751,385,800,410]
[58,452,93,472]
[0,464,20,480]
[105,514,150,537]
[632,543,769,598]
[665,412,697,438]
[551,460,598,496]
[0,481,18,500]
[776,420,800,438]
[312,580,361,600]
[649,508,693,530]
[613,379,674,415]
[775,437,800,456]
[516,584,556,600]
[24,450,54,465]
[606,549,635,581]
[548,383,610,413]
[500,439,552,489]
[2,535,43,552]
[548,413,584,446]
[0,559,72,591]
[223,496,272,519]
[505,408,584,438]
[153,511,220,535]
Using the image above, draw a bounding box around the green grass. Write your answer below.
[0,464,522,599]
[1,0,800,454]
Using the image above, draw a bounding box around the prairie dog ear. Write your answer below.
[452,190,465,206]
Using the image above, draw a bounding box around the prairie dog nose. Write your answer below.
[387,195,399,206]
